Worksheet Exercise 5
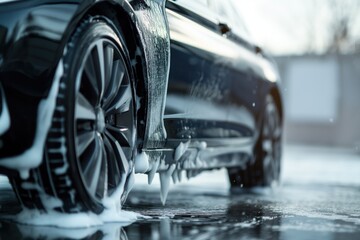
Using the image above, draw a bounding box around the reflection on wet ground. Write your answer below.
[125,182,360,240]
[0,145,360,239]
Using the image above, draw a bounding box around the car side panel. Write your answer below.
[164,3,265,147]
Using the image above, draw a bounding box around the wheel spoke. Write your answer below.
[81,141,98,186]
[106,85,132,114]
[96,145,108,198]
[105,125,130,147]
[76,93,96,120]
[86,135,104,196]
[76,131,95,157]
[84,51,99,97]
[104,45,114,94]
[103,60,125,108]
[103,135,121,192]
[105,131,129,174]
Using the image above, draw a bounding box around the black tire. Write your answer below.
[228,95,282,188]
[10,17,137,213]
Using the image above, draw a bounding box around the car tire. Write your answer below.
[10,16,137,213]
[228,95,282,188]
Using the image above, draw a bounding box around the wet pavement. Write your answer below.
[0,145,360,240]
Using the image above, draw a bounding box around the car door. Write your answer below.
[207,0,266,140]
[164,0,262,148]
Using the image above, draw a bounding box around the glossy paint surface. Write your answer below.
[130,0,170,149]
[164,1,279,148]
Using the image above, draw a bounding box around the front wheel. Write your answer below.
[228,95,282,188]
[10,17,137,213]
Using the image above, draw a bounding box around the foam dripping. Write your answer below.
[159,164,176,205]
[1,170,145,228]
[134,152,149,173]
[0,84,10,135]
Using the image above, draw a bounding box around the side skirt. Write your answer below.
[144,137,254,173]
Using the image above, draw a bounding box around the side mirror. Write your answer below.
[255,45,262,55]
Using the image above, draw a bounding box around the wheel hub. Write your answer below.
[96,108,106,133]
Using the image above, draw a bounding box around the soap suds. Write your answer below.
[6,208,141,228]
[174,140,190,162]
[0,84,10,135]
[159,164,176,205]
[3,168,145,228]
[171,169,178,184]
[148,155,160,185]
[134,152,149,173]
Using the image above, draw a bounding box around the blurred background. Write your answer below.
[236,0,360,149]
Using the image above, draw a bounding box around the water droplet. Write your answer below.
[329,118,334,123]
[252,103,255,107]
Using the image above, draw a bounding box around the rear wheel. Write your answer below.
[10,17,137,213]
[228,95,282,188]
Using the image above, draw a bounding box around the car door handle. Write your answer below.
[218,22,231,35]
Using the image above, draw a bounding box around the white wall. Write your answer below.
[286,58,339,122]
[275,54,360,147]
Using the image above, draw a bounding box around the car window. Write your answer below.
[208,0,250,39]
[169,0,219,25]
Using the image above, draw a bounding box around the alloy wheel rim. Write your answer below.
[262,97,281,183]
[74,38,135,201]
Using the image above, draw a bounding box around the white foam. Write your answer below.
[159,164,176,205]
[171,169,178,184]
[0,84,10,135]
[134,152,149,173]
[6,208,141,228]
[147,155,160,184]
[193,141,207,150]
[3,169,143,228]
[1,143,141,228]
[174,140,190,162]
[21,182,64,210]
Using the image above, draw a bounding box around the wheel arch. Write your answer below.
[60,0,170,150]
[77,1,149,149]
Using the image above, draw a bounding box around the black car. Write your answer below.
[0,0,283,214]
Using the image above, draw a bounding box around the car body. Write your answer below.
[0,0,283,214]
